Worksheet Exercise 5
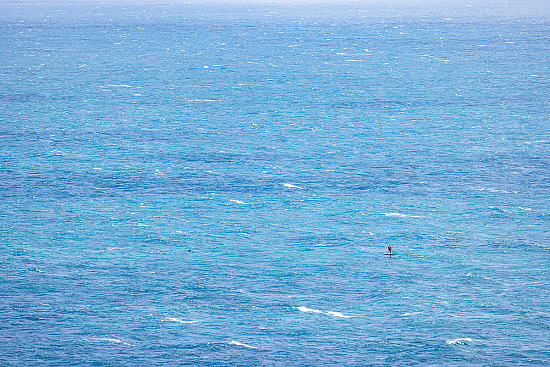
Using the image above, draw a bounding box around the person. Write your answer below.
[388,245,392,254]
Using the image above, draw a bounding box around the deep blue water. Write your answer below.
[1,1,549,365]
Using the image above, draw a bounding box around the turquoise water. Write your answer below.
[1,1,549,365]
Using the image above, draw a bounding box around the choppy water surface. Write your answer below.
[1,1,549,365]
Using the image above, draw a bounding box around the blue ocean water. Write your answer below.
[1,0,549,365]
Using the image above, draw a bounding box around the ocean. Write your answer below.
[1,0,549,365]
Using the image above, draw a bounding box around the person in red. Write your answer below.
[388,245,392,254]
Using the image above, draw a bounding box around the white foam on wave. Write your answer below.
[382,212,423,218]
[283,183,304,189]
[297,306,353,318]
[325,311,353,318]
[106,84,132,88]
[401,311,422,316]
[229,340,258,349]
[477,187,518,194]
[446,337,474,345]
[298,306,323,314]
[90,337,131,346]
[165,317,199,324]
[230,199,248,205]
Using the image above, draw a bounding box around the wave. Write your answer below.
[165,317,199,324]
[229,199,249,205]
[229,340,257,349]
[283,183,304,189]
[325,311,353,318]
[477,187,518,194]
[297,306,353,318]
[89,337,131,346]
[382,212,423,218]
[446,338,475,345]
[401,311,422,316]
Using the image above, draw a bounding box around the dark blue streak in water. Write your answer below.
[0,1,549,366]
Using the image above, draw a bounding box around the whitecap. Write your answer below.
[283,183,304,189]
[446,338,474,345]
[165,317,198,324]
[325,311,353,318]
[477,187,518,194]
[401,311,422,316]
[297,306,353,318]
[106,84,132,88]
[230,199,248,205]
[297,306,323,314]
[382,212,423,218]
[229,340,257,349]
[90,337,131,346]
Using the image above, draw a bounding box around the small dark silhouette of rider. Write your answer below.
[388,245,392,254]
